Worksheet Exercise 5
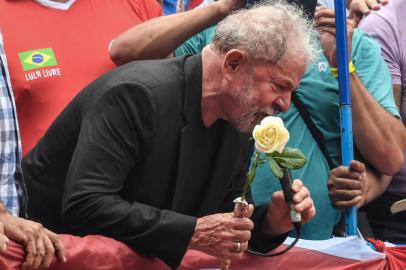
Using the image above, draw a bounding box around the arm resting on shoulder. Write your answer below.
[110,0,244,64]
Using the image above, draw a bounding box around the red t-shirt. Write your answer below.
[0,0,162,155]
[189,0,203,9]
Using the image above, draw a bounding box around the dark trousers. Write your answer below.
[364,192,406,244]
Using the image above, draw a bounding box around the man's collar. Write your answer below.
[33,0,76,10]
[183,54,203,121]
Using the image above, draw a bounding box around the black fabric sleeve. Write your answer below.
[61,83,196,269]
[250,203,289,253]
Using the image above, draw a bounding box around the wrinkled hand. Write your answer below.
[0,211,66,270]
[188,205,254,261]
[349,0,389,15]
[265,180,315,236]
[328,160,367,209]
[314,7,359,68]
[0,221,9,254]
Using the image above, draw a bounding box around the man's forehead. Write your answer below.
[266,60,305,87]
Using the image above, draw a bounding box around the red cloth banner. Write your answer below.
[1,235,405,270]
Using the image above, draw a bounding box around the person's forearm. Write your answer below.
[62,195,196,269]
[364,168,392,205]
[110,2,234,65]
[350,73,405,175]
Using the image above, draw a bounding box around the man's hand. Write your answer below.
[188,205,254,261]
[215,0,246,16]
[0,209,66,270]
[264,180,316,237]
[328,160,367,209]
[314,7,358,68]
[0,221,9,254]
[315,0,389,65]
[348,0,389,15]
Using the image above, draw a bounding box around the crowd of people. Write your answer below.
[0,0,404,269]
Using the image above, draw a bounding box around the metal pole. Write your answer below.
[333,0,357,236]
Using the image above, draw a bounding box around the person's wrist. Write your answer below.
[212,1,231,18]
[263,209,289,237]
[187,217,204,250]
[214,0,244,18]
[0,203,7,217]
[0,203,11,224]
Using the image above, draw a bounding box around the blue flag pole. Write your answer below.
[333,0,357,236]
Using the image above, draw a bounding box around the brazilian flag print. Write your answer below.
[18,48,57,71]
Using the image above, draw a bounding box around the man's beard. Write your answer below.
[229,76,276,133]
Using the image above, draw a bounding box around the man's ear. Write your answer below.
[222,49,247,81]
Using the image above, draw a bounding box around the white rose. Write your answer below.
[252,116,289,153]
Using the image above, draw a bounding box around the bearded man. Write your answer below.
[22,3,316,269]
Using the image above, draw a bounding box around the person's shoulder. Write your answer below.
[124,56,190,81]
[79,56,194,108]
[359,0,403,29]
[351,28,382,57]
[201,25,216,40]
[103,56,191,102]
[368,0,404,17]
[352,28,368,43]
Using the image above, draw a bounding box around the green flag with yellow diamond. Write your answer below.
[18,48,57,71]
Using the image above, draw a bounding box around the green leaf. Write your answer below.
[268,158,283,178]
[247,166,256,186]
[272,147,307,170]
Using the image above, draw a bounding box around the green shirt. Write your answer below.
[174,26,216,57]
[176,26,399,240]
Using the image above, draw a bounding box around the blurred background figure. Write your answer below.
[318,0,388,13]
[359,0,406,244]
[0,0,162,156]
[163,0,190,15]
[0,29,65,270]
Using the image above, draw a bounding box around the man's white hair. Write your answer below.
[211,0,316,65]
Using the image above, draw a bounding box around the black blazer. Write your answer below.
[23,54,285,269]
